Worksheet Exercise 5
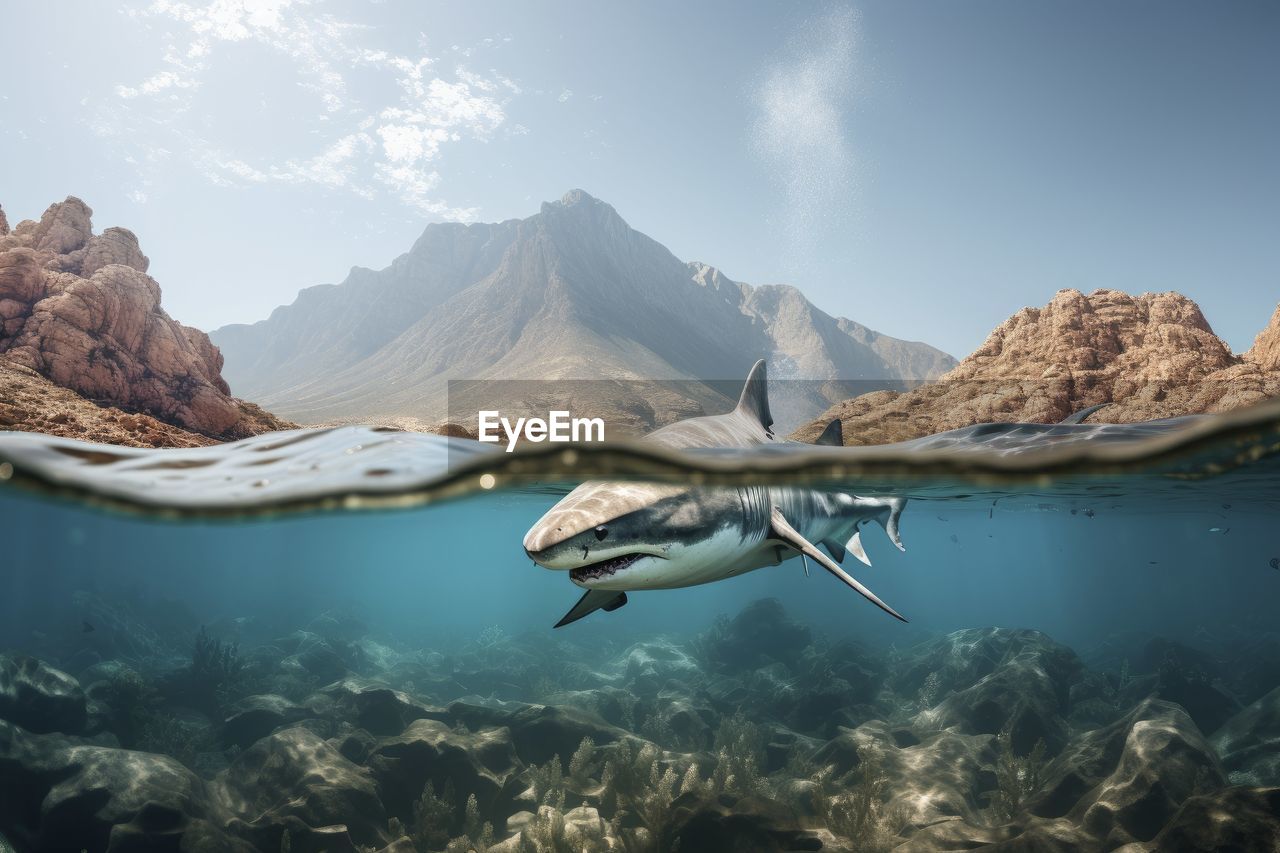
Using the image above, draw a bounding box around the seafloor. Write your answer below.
[1,596,1278,852]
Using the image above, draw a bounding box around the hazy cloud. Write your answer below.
[102,0,517,217]
[749,6,859,265]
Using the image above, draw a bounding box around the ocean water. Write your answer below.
[1,408,1279,851]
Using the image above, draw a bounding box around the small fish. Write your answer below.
[1083,509,1095,518]
[1270,557,1279,571]
[949,533,959,544]
[82,620,95,633]
[1208,527,1230,535]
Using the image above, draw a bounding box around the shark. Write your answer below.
[522,360,909,628]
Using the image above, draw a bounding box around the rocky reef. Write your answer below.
[794,289,1280,445]
[1,597,1277,851]
[0,198,292,445]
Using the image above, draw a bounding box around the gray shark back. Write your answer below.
[643,360,775,450]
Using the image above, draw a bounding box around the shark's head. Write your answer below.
[523,482,751,590]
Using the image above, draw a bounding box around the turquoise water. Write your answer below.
[1,411,1279,851]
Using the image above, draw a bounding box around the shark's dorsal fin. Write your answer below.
[1059,403,1109,425]
[554,589,628,628]
[735,359,773,434]
[814,419,843,447]
[770,507,907,622]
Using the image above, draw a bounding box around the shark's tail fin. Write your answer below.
[735,359,773,434]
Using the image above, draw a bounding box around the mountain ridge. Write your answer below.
[212,190,957,430]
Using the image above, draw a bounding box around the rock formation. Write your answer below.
[794,288,1280,444]
[0,197,291,444]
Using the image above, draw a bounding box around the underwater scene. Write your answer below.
[2,403,1279,853]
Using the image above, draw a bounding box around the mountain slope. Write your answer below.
[213,191,955,431]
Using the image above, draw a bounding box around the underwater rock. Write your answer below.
[811,719,997,830]
[0,719,229,851]
[1211,685,1280,786]
[1146,785,1280,852]
[669,793,822,853]
[447,701,628,766]
[366,718,522,827]
[221,693,312,750]
[1028,698,1224,848]
[698,598,812,670]
[0,654,87,734]
[894,627,1082,704]
[911,630,1080,755]
[619,639,703,689]
[312,677,445,736]
[213,726,387,850]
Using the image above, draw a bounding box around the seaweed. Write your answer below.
[811,745,902,852]
[988,731,1047,823]
[411,779,457,850]
[529,754,568,810]
[706,710,765,796]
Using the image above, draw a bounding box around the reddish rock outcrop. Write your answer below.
[794,289,1280,445]
[1245,303,1280,372]
[0,197,292,443]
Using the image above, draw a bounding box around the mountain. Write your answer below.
[0,198,292,446]
[793,288,1280,445]
[212,190,956,432]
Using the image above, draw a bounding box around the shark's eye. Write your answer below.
[594,526,608,541]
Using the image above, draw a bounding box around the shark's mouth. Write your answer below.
[570,552,647,583]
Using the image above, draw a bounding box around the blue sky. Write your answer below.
[1,0,1276,359]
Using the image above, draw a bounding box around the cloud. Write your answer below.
[101,0,518,217]
[749,6,859,264]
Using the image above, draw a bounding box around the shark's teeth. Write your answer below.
[570,553,644,583]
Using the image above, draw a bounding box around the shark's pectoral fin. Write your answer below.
[554,589,628,628]
[770,507,907,622]
[845,530,872,566]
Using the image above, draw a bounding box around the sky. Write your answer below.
[1,0,1277,360]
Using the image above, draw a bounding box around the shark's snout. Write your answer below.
[522,524,564,557]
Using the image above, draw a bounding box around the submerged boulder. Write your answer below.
[1028,699,1224,848]
[0,720,233,851]
[213,726,387,850]
[0,654,87,734]
[221,693,312,750]
[311,677,444,736]
[698,598,812,670]
[912,631,1079,755]
[1146,785,1280,852]
[1211,684,1280,786]
[367,718,522,827]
